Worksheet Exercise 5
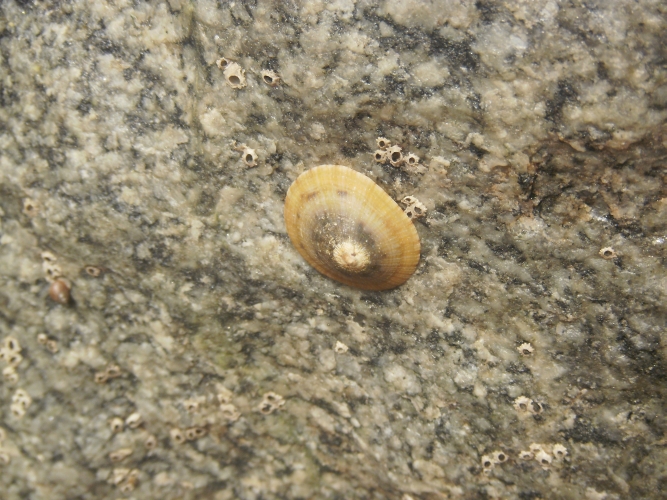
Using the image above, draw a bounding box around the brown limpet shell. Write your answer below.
[284,165,420,290]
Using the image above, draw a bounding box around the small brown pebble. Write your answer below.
[48,278,71,305]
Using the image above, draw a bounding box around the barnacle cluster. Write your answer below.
[11,388,32,419]
[41,251,71,304]
[513,395,544,418]
[37,333,59,353]
[94,364,123,384]
[518,443,568,470]
[482,443,568,473]
[481,450,508,474]
[220,59,247,89]
[170,426,207,444]
[108,467,140,492]
[373,137,426,174]
[167,387,242,445]
[258,392,285,415]
[216,57,280,89]
[1,336,22,383]
[400,195,427,221]
[217,385,241,422]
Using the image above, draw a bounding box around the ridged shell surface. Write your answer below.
[284,165,421,290]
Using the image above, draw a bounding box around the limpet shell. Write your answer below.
[284,165,420,290]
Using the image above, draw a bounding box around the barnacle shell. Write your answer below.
[284,165,420,290]
[261,70,280,87]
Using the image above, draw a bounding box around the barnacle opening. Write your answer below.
[223,62,247,89]
[85,265,102,277]
[406,153,419,165]
[261,70,280,87]
[387,145,403,166]
[600,247,616,259]
[242,147,258,167]
[376,137,390,149]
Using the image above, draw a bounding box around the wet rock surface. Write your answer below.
[0,1,666,499]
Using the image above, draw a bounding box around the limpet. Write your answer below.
[284,165,421,290]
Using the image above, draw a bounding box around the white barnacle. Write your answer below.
[599,247,616,259]
[387,145,403,166]
[261,69,280,87]
[517,342,534,355]
[223,62,246,89]
[259,391,285,415]
[125,412,142,429]
[242,147,258,167]
[374,149,388,163]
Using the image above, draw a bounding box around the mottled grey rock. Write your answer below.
[0,1,666,499]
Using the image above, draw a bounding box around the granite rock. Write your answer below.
[0,1,666,499]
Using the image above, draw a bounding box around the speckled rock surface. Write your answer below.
[1,1,666,499]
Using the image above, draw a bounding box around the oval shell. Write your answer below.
[48,278,71,305]
[284,165,420,290]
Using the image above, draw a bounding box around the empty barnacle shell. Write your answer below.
[284,165,421,290]
[261,69,280,87]
[376,137,390,149]
[242,147,258,167]
[23,198,39,217]
[223,62,246,89]
[373,150,388,163]
[215,57,230,70]
[405,153,420,166]
[387,145,403,166]
[599,247,616,259]
[84,265,103,277]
